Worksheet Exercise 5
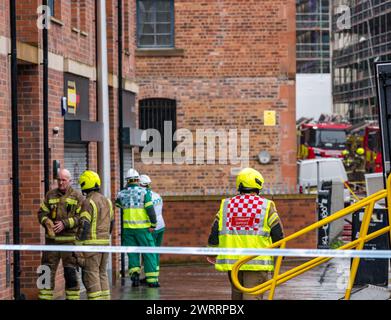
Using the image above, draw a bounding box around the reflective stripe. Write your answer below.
[68,218,75,229]
[108,199,114,220]
[66,290,80,300]
[146,278,159,283]
[40,202,50,212]
[216,258,273,266]
[123,220,150,225]
[145,272,159,277]
[145,201,153,207]
[39,289,53,295]
[39,289,54,300]
[66,198,78,205]
[225,230,270,237]
[54,236,76,241]
[90,199,98,240]
[41,216,48,224]
[82,239,110,245]
[76,207,81,213]
[80,211,92,222]
[100,290,110,300]
[48,199,59,204]
[129,267,140,274]
[88,291,102,300]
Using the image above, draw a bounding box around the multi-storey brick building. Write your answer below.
[0,0,302,300]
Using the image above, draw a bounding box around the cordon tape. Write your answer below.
[0,245,390,259]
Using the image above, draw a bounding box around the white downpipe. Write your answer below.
[97,0,111,199]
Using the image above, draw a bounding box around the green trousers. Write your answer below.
[152,228,165,272]
[122,228,158,284]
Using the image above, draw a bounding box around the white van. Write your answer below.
[298,157,351,203]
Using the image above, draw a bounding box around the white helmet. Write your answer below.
[125,168,139,180]
[139,174,152,187]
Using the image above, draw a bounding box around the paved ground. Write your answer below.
[110,258,391,300]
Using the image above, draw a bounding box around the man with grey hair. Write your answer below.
[37,168,84,300]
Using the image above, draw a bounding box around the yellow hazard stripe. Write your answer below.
[82,239,110,245]
[48,199,60,204]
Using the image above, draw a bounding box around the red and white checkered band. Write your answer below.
[225,194,264,231]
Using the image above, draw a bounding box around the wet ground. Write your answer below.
[110,258,391,300]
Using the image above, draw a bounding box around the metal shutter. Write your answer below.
[64,143,88,191]
[123,146,134,185]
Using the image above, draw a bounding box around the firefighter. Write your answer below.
[139,174,165,285]
[37,168,84,300]
[208,168,284,300]
[342,149,353,175]
[115,169,159,287]
[75,170,114,300]
[351,147,366,183]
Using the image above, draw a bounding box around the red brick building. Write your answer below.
[0,0,304,300]
[135,0,297,195]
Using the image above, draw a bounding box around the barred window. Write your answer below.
[139,98,177,153]
[137,0,175,48]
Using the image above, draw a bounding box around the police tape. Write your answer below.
[0,244,391,259]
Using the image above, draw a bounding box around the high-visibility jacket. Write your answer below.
[215,194,275,272]
[78,191,114,245]
[115,184,156,229]
[38,186,84,243]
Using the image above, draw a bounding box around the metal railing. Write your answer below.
[231,174,391,300]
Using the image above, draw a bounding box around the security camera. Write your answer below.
[52,127,60,135]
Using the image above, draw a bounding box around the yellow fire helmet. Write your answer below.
[236,168,264,192]
[79,170,101,191]
[342,150,349,156]
[356,147,365,155]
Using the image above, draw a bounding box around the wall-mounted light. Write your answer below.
[258,151,271,164]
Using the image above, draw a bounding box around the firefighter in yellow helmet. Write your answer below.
[75,170,114,300]
[207,168,284,300]
[37,168,84,300]
[351,147,366,182]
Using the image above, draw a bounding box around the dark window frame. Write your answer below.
[136,0,175,48]
[139,98,177,153]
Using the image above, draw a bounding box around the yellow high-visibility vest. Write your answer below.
[215,195,274,272]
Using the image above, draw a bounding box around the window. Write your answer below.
[48,0,55,16]
[137,0,174,48]
[139,98,177,153]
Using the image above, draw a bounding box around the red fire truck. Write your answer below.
[298,122,351,160]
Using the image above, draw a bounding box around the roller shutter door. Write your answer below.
[64,143,88,191]
[123,146,134,185]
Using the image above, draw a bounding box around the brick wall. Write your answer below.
[159,194,317,264]
[135,0,297,195]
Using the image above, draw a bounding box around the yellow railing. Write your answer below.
[231,174,391,300]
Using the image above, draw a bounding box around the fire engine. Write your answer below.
[297,122,351,160]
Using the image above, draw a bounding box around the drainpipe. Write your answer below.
[10,0,22,300]
[117,0,126,281]
[42,0,49,194]
[96,0,111,198]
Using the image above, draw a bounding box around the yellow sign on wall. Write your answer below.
[67,81,77,115]
[264,110,276,126]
